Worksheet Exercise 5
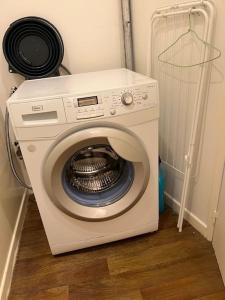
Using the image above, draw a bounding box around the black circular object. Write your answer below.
[3,17,64,79]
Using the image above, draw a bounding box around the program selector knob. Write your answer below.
[121,92,134,105]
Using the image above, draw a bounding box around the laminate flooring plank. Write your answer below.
[17,240,51,260]
[107,254,220,291]
[141,270,224,300]
[10,258,109,296]
[194,291,225,299]
[9,286,69,300]
[107,236,213,275]
[18,225,50,260]
[69,281,143,300]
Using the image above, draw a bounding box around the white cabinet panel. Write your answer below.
[213,165,225,285]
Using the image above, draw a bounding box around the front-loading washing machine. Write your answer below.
[7,68,159,255]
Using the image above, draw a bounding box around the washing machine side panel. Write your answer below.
[19,119,158,254]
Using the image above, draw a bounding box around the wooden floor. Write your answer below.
[9,199,225,300]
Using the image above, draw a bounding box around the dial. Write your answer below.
[121,92,134,106]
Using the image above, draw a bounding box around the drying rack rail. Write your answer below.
[148,0,218,231]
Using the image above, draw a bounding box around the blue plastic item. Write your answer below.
[159,164,165,213]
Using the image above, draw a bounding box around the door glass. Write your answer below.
[62,144,134,207]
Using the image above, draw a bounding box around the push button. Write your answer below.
[110,109,116,115]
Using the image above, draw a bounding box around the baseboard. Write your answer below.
[0,189,29,300]
[165,192,208,239]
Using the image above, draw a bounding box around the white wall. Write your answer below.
[0,0,124,111]
[132,0,225,237]
[0,1,124,297]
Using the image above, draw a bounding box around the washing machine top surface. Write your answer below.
[8,68,157,101]
[7,68,159,140]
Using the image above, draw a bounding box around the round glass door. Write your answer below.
[42,126,150,221]
[62,144,134,207]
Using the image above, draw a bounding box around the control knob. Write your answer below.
[121,92,134,106]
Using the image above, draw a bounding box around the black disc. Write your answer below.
[3,17,64,79]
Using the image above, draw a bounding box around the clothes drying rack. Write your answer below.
[147,0,220,232]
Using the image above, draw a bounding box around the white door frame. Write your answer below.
[205,93,225,240]
[206,158,225,240]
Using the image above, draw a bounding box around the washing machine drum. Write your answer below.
[63,144,134,207]
[66,145,127,194]
[43,127,150,221]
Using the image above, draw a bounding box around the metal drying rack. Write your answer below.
[147,0,221,232]
[157,7,221,67]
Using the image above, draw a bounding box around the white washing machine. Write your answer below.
[7,68,159,255]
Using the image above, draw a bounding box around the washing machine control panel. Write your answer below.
[63,83,158,122]
[64,96,104,121]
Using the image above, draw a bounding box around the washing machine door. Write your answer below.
[43,126,150,221]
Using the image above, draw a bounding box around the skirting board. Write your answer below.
[165,192,208,239]
[0,189,29,300]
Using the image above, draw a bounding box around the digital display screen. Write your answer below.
[77,96,98,107]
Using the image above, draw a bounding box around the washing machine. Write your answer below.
[7,68,159,255]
